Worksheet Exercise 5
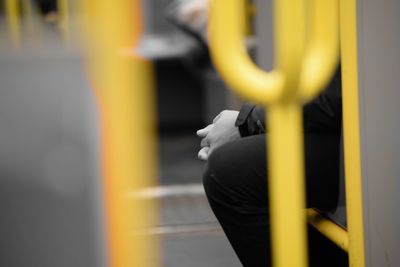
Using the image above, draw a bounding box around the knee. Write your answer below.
[202,145,225,197]
[202,142,241,198]
[202,143,237,214]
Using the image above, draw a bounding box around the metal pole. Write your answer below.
[83,0,159,266]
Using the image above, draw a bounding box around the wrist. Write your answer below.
[235,103,256,137]
[237,122,249,137]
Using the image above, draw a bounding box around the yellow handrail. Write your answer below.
[299,0,339,101]
[209,0,339,104]
[208,1,339,267]
[307,2,366,266]
[340,0,366,266]
[307,209,349,251]
[208,0,305,104]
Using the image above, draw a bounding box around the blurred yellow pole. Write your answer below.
[57,0,70,44]
[21,0,34,32]
[5,0,21,46]
[84,0,159,266]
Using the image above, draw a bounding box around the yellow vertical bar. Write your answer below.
[84,0,159,266]
[5,0,21,46]
[58,0,70,44]
[268,103,307,267]
[270,0,307,266]
[340,0,366,266]
[208,1,338,267]
[21,0,34,32]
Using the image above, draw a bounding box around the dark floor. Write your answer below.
[159,133,206,185]
[157,133,241,267]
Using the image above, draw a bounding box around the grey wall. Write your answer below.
[357,0,400,266]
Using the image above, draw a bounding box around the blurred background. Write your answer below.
[0,0,250,266]
[4,1,400,267]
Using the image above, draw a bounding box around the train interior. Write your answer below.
[0,0,399,267]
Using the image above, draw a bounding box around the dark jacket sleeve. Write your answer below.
[235,67,342,136]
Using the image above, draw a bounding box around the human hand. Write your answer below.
[196,110,240,161]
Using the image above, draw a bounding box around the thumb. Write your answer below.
[196,124,213,137]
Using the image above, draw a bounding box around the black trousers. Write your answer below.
[203,134,348,267]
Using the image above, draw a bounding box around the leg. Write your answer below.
[203,133,343,266]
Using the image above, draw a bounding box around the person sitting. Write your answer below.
[197,67,348,266]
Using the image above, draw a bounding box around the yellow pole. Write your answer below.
[208,1,339,267]
[307,209,349,251]
[84,0,159,266]
[209,0,307,266]
[57,0,70,44]
[21,0,34,32]
[5,0,21,47]
[268,102,307,267]
[340,0,366,266]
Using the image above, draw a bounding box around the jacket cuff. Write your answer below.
[235,103,256,137]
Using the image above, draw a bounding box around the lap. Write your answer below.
[204,133,340,209]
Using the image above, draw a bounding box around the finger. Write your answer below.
[196,124,213,137]
[198,147,210,161]
[200,138,209,148]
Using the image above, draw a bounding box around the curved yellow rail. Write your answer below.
[300,0,340,101]
[209,0,339,104]
[208,0,305,104]
[208,1,340,267]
